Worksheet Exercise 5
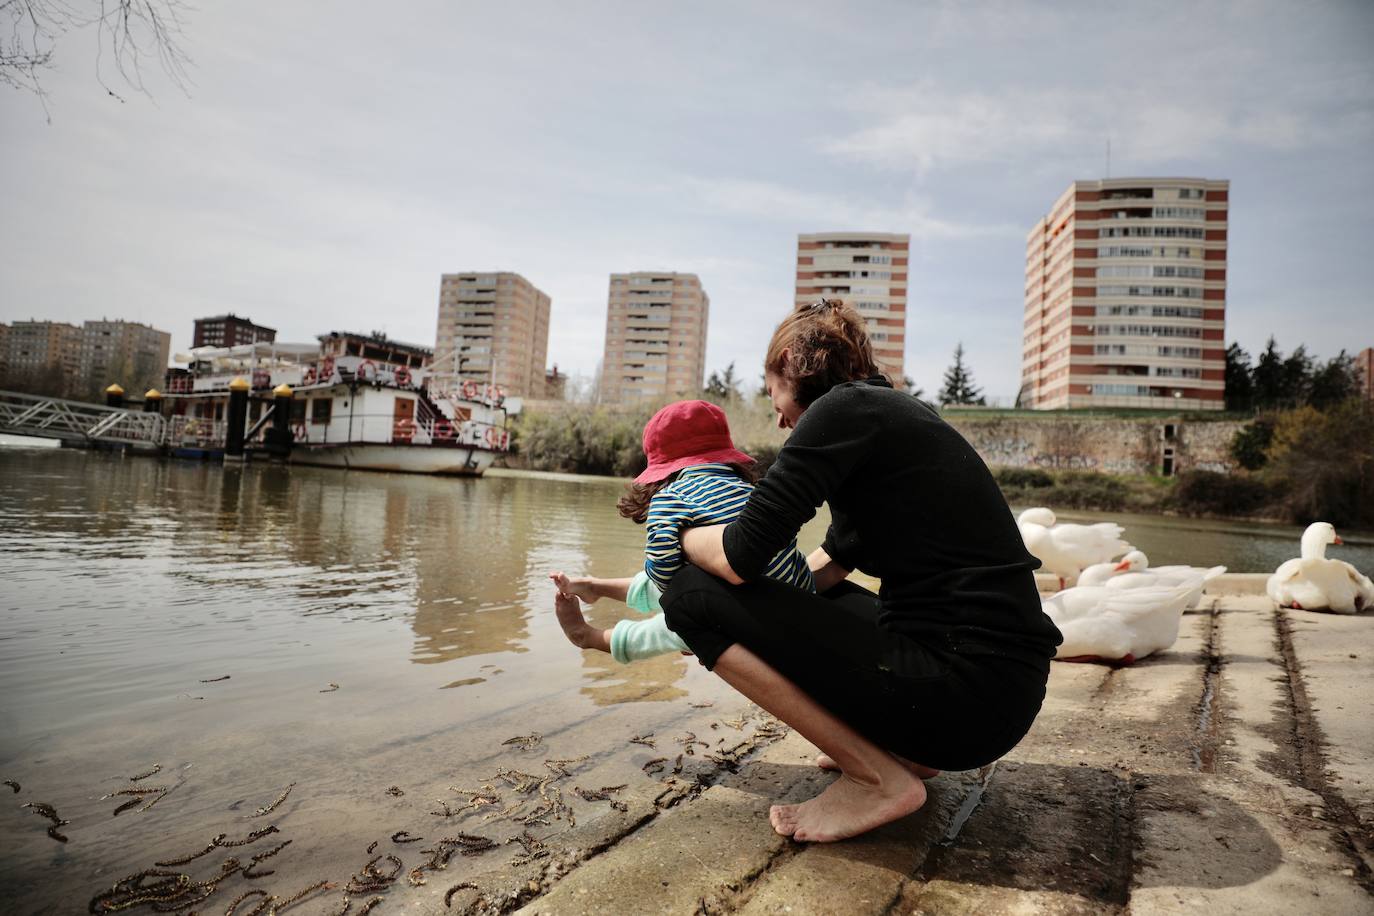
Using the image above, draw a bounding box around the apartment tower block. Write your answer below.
[1021,178,1229,410]
[434,272,551,398]
[193,314,277,348]
[795,232,909,384]
[600,272,708,404]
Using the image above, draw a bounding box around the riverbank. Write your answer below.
[434,576,1374,915]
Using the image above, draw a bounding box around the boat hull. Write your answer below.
[287,443,498,476]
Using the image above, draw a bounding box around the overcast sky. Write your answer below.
[3,0,1372,400]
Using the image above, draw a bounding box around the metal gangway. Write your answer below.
[0,390,168,447]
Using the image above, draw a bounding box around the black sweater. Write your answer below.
[722,378,1062,659]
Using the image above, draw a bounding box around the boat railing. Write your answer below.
[166,415,227,449]
[284,413,509,451]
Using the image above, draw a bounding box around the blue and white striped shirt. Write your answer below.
[644,464,814,593]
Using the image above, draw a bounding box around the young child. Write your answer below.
[551,399,814,663]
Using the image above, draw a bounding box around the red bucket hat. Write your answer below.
[634,400,755,484]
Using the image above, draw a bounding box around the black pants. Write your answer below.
[662,566,1050,772]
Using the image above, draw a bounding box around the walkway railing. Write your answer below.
[0,390,166,446]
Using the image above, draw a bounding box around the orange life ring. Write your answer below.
[357,360,376,381]
[395,365,412,387]
[482,427,506,450]
[303,366,317,385]
[394,417,416,438]
[461,379,479,400]
[320,356,335,379]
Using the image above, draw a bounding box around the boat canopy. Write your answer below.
[174,342,321,364]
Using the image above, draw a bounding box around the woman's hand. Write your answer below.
[680,525,744,585]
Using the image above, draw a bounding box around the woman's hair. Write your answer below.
[764,299,883,406]
[616,461,760,524]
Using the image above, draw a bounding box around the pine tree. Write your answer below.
[1224,342,1254,412]
[1252,338,1286,409]
[703,361,741,402]
[938,343,985,406]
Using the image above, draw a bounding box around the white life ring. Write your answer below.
[461,379,479,400]
[395,365,412,387]
[357,360,376,381]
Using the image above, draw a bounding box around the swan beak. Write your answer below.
[1333,536,1343,545]
[1114,561,1132,571]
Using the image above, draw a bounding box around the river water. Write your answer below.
[1,443,1371,912]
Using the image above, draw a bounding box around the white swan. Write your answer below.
[1018,507,1131,588]
[1267,522,1374,615]
[1043,581,1197,664]
[1078,550,1227,610]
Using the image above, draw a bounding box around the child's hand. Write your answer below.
[549,571,599,605]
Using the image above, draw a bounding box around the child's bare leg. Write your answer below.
[710,644,926,843]
[552,590,611,654]
[813,753,940,780]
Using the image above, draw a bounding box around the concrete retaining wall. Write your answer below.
[946,414,1246,475]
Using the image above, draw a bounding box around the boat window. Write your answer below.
[311,398,332,425]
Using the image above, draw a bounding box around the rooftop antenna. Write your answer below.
[1105,137,1111,179]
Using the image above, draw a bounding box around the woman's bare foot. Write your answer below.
[814,753,940,780]
[770,757,927,842]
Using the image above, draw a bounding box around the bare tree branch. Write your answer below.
[2,0,192,115]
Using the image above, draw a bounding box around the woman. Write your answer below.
[662,300,1062,843]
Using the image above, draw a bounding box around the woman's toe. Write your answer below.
[770,804,799,836]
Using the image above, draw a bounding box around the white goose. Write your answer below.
[1043,581,1197,664]
[1267,522,1374,614]
[1078,550,1227,610]
[1018,507,1132,588]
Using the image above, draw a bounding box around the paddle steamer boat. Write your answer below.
[163,332,514,476]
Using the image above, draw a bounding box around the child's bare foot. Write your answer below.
[553,590,610,653]
[550,571,598,605]
[769,756,927,842]
[814,753,940,780]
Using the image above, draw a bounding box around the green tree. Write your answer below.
[703,362,741,402]
[1252,338,1286,409]
[1229,418,1274,470]
[1224,342,1254,412]
[1307,351,1360,409]
[937,343,985,406]
[901,375,926,400]
[1280,345,1312,407]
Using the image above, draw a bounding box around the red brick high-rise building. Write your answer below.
[795,232,910,385]
[1021,178,1229,410]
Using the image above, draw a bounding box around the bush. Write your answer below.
[1168,469,1275,517]
[512,402,656,476]
[1229,418,1275,470]
[1044,470,1132,511]
[993,467,1055,489]
[1264,399,1374,527]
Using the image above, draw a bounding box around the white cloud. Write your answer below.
[826,80,1371,176]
